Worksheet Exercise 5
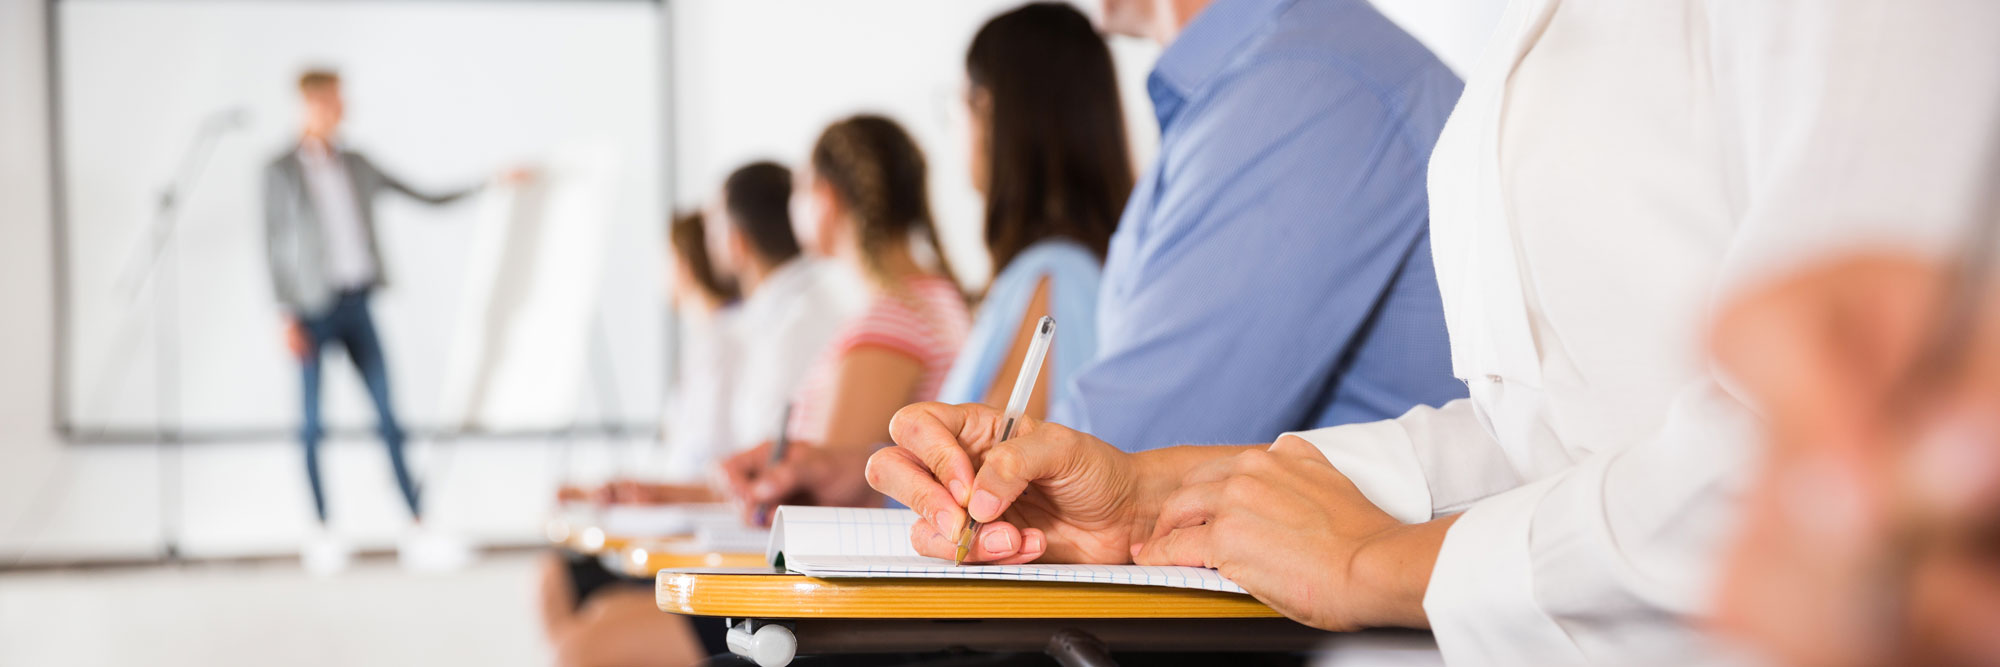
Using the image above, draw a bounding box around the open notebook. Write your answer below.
[767,506,1246,594]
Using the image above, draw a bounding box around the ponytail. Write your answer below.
[810,114,962,294]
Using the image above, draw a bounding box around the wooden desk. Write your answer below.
[656,568,1333,667]
[544,517,637,555]
[613,538,765,578]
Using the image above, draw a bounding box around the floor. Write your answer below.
[0,553,553,666]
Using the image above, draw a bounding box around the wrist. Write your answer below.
[1123,448,1179,552]
[1121,445,1248,554]
[1347,515,1458,629]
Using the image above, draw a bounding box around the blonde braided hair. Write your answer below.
[810,115,961,295]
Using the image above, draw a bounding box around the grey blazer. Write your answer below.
[263,147,476,317]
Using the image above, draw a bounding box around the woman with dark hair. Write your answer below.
[934,1,1133,417]
[722,114,971,514]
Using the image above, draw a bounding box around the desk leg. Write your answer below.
[724,618,797,667]
[1044,628,1117,667]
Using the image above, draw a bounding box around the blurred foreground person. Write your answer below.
[1712,253,2000,666]
[264,68,528,574]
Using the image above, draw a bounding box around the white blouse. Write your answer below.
[1295,1,2000,663]
[658,259,859,482]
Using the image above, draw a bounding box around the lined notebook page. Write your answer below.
[767,506,1246,594]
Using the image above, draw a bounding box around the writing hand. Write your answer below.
[868,402,1147,565]
[721,440,879,526]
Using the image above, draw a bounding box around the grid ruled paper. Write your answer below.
[766,506,1247,594]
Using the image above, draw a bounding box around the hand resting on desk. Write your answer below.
[872,402,1446,630]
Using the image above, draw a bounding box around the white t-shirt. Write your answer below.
[655,259,860,482]
[726,259,862,449]
[297,141,377,290]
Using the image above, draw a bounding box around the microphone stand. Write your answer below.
[117,111,239,563]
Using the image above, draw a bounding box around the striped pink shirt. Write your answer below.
[788,275,970,443]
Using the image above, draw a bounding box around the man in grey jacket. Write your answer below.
[266,68,522,572]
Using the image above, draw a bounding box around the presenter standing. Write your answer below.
[262,68,525,574]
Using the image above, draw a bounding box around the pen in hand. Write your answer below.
[755,403,794,527]
[957,316,1056,565]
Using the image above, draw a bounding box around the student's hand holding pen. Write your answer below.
[870,402,1186,565]
[876,401,1446,631]
[721,440,881,526]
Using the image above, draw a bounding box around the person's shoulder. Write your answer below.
[1226,0,1459,105]
[993,239,1101,285]
[264,148,298,171]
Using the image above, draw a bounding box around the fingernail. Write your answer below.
[754,481,776,500]
[932,509,958,536]
[947,479,969,504]
[982,528,1013,554]
[1023,531,1044,554]
[970,490,1001,521]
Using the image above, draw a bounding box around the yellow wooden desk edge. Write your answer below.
[616,543,766,577]
[657,568,1282,619]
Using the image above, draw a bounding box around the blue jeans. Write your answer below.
[299,289,420,523]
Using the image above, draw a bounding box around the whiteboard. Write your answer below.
[54,0,667,438]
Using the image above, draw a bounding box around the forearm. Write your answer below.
[1349,514,1456,629]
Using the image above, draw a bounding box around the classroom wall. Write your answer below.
[0,0,1502,564]
[0,0,657,564]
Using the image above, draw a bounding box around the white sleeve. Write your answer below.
[1287,398,1522,524]
[1425,3,2000,664]
[1426,383,1756,664]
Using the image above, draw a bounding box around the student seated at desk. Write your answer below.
[720,115,971,516]
[930,2,1131,415]
[869,3,2000,664]
[540,164,856,667]
[539,210,740,667]
[564,162,859,506]
[728,5,1134,517]
[1046,0,1467,453]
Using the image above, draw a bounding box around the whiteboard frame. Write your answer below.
[43,0,676,445]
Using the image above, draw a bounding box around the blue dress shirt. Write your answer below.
[1049,0,1467,451]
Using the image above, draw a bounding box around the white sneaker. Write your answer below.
[397,527,475,573]
[301,528,353,577]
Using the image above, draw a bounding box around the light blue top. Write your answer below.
[936,239,1103,408]
[1048,0,1468,451]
